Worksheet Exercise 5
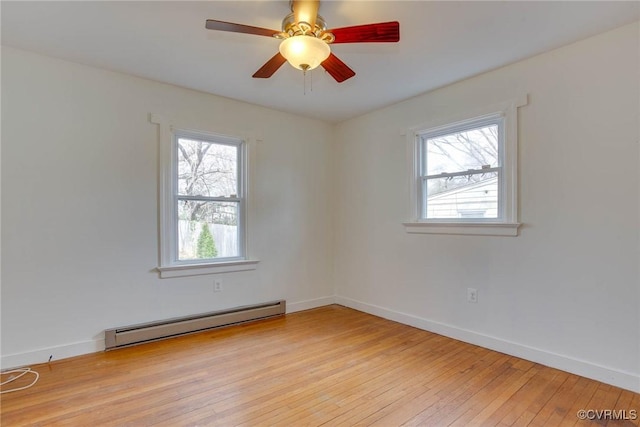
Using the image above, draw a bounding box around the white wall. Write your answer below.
[1,46,335,367]
[333,22,640,392]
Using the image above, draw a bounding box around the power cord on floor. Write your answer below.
[1,368,40,394]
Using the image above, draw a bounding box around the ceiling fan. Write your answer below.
[205,0,400,83]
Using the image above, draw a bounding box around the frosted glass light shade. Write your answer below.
[279,36,330,71]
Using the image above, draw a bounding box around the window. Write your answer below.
[175,131,244,262]
[404,97,526,236]
[419,116,503,220]
[151,115,258,277]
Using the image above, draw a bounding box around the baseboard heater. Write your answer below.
[105,300,286,350]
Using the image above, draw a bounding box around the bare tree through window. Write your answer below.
[177,138,240,260]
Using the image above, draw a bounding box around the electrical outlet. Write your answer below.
[214,280,223,292]
[467,288,478,303]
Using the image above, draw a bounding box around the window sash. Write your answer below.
[175,199,242,263]
[418,115,506,221]
[421,169,502,220]
[171,130,246,265]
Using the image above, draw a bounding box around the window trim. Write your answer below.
[151,114,259,277]
[403,95,527,236]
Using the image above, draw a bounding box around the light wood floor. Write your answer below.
[1,305,638,426]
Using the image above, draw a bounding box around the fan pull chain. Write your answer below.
[302,69,314,96]
[299,63,317,95]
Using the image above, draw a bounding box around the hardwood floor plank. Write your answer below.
[459,368,536,426]
[558,377,603,425]
[469,367,566,426]
[1,305,637,427]
[630,391,640,426]
[612,390,640,427]
[543,376,600,426]
[365,353,514,426]
[418,363,537,426]
[320,346,494,426]
[527,374,582,426]
[307,340,480,426]
[172,324,458,422]
[574,383,621,426]
[236,333,445,426]
[154,325,435,426]
[507,369,570,426]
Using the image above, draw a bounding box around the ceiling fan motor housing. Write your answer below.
[278,13,335,44]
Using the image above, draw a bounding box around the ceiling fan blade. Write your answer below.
[321,53,355,83]
[205,19,280,37]
[253,52,287,78]
[292,0,320,28]
[328,21,400,44]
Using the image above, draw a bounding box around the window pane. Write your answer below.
[425,172,498,219]
[177,138,238,197]
[177,200,239,260]
[425,124,498,175]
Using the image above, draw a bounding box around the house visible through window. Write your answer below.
[419,117,503,220]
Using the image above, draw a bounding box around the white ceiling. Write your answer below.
[2,1,639,123]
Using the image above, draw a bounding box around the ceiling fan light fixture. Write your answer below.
[279,35,330,71]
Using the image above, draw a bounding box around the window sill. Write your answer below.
[403,222,521,236]
[157,259,259,278]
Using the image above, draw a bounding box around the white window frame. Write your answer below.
[403,96,527,236]
[151,114,259,277]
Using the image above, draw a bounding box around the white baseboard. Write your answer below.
[287,296,336,313]
[1,339,105,370]
[335,295,640,393]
